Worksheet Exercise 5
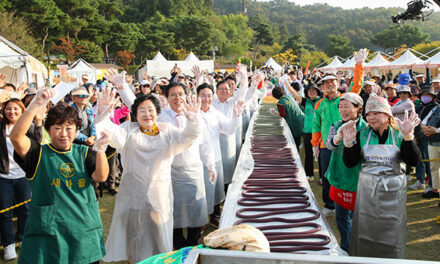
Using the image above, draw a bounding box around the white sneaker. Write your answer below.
[4,243,17,261]
[409,181,425,190]
[406,174,412,181]
[322,207,335,217]
[424,186,433,193]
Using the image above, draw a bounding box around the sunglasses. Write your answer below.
[75,95,89,98]
[142,84,151,87]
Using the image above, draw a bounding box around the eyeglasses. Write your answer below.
[75,95,89,98]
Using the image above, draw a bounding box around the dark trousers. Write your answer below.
[173,227,202,250]
[294,135,301,151]
[0,177,31,246]
[106,146,118,189]
[319,148,334,209]
[416,138,432,186]
[335,203,353,253]
[303,133,314,176]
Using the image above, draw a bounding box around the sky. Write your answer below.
[286,0,440,10]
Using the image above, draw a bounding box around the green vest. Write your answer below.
[360,126,403,150]
[278,95,305,137]
[325,118,367,192]
[303,97,321,133]
[18,144,105,264]
[312,95,342,148]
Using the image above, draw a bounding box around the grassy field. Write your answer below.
[1,100,439,263]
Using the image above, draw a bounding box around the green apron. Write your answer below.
[18,144,105,264]
[325,118,367,192]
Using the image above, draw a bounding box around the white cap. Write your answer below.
[415,74,425,78]
[432,79,440,83]
[364,81,375,86]
[140,80,150,86]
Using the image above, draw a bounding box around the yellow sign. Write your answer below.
[60,163,76,178]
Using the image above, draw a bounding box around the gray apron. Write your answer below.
[350,130,406,259]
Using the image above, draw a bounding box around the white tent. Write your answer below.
[386,49,423,69]
[152,51,167,61]
[184,52,200,62]
[336,56,355,71]
[67,59,97,86]
[415,50,440,68]
[318,57,343,71]
[138,51,214,79]
[364,52,390,69]
[0,35,48,88]
[264,57,283,73]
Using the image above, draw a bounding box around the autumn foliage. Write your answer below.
[116,51,136,71]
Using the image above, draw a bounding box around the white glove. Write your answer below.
[104,68,127,90]
[396,110,421,140]
[312,146,320,161]
[333,128,343,145]
[93,130,111,152]
[208,166,217,184]
[342,120,357,147]
[234,101,245,118]
[95,87,116,124]
[354,48,369,65]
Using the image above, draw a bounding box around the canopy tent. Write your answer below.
[385,49,423,69]
[364,52,390,69]
[0,35,48,88]
[137,51,214,79]
[184,51,200,62]
[264,57,283,73]
[415,50,440,68]
[318,56,343,71]
[152,51,167,61]
[336,56,355,71]
[67,58,97,86]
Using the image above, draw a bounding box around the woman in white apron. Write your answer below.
[98,71,202,263]
[341,94,421,258]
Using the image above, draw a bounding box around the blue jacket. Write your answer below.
[72,103,96,143]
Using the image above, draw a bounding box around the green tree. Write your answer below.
[327,34,353,58]
[10,0,67,56]
[0,11,42,57]
[172,15,215,55]
[282,33,305,57]
[255,23,274,46]
[371,24,430,52]
[75,40,104,62]
[300,50,329,69]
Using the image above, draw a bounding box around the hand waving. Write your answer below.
[354,48,369,65]
[104,68,127,89]
[182,94,201,119]
[396,110,421,140]
[341,120,357,147]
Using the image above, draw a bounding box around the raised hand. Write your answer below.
[182,94,201,118]
[0,73,7,87]
[94,130,111,152]
[234,100,245,118]
[104,68,127,89]
[354,48,369,65]
[342,120,357,147]
[0,90,11,103]
[396,110,421,140]
[16,82,28,99]
[32,88,56,107]
[159,95,169,110]
[192,65,203,80]
[97,87,117,116]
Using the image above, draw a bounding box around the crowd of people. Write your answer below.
[0,48,438,262]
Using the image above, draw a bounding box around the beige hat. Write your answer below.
[71,87,89,96]
[340,92,363,106]
[365,94,392,116]
[204,224,270,253]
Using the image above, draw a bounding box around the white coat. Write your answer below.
[213,98,238,184]
[158,108,215,228]
[102,88,201,263]
[200,107,241,213]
